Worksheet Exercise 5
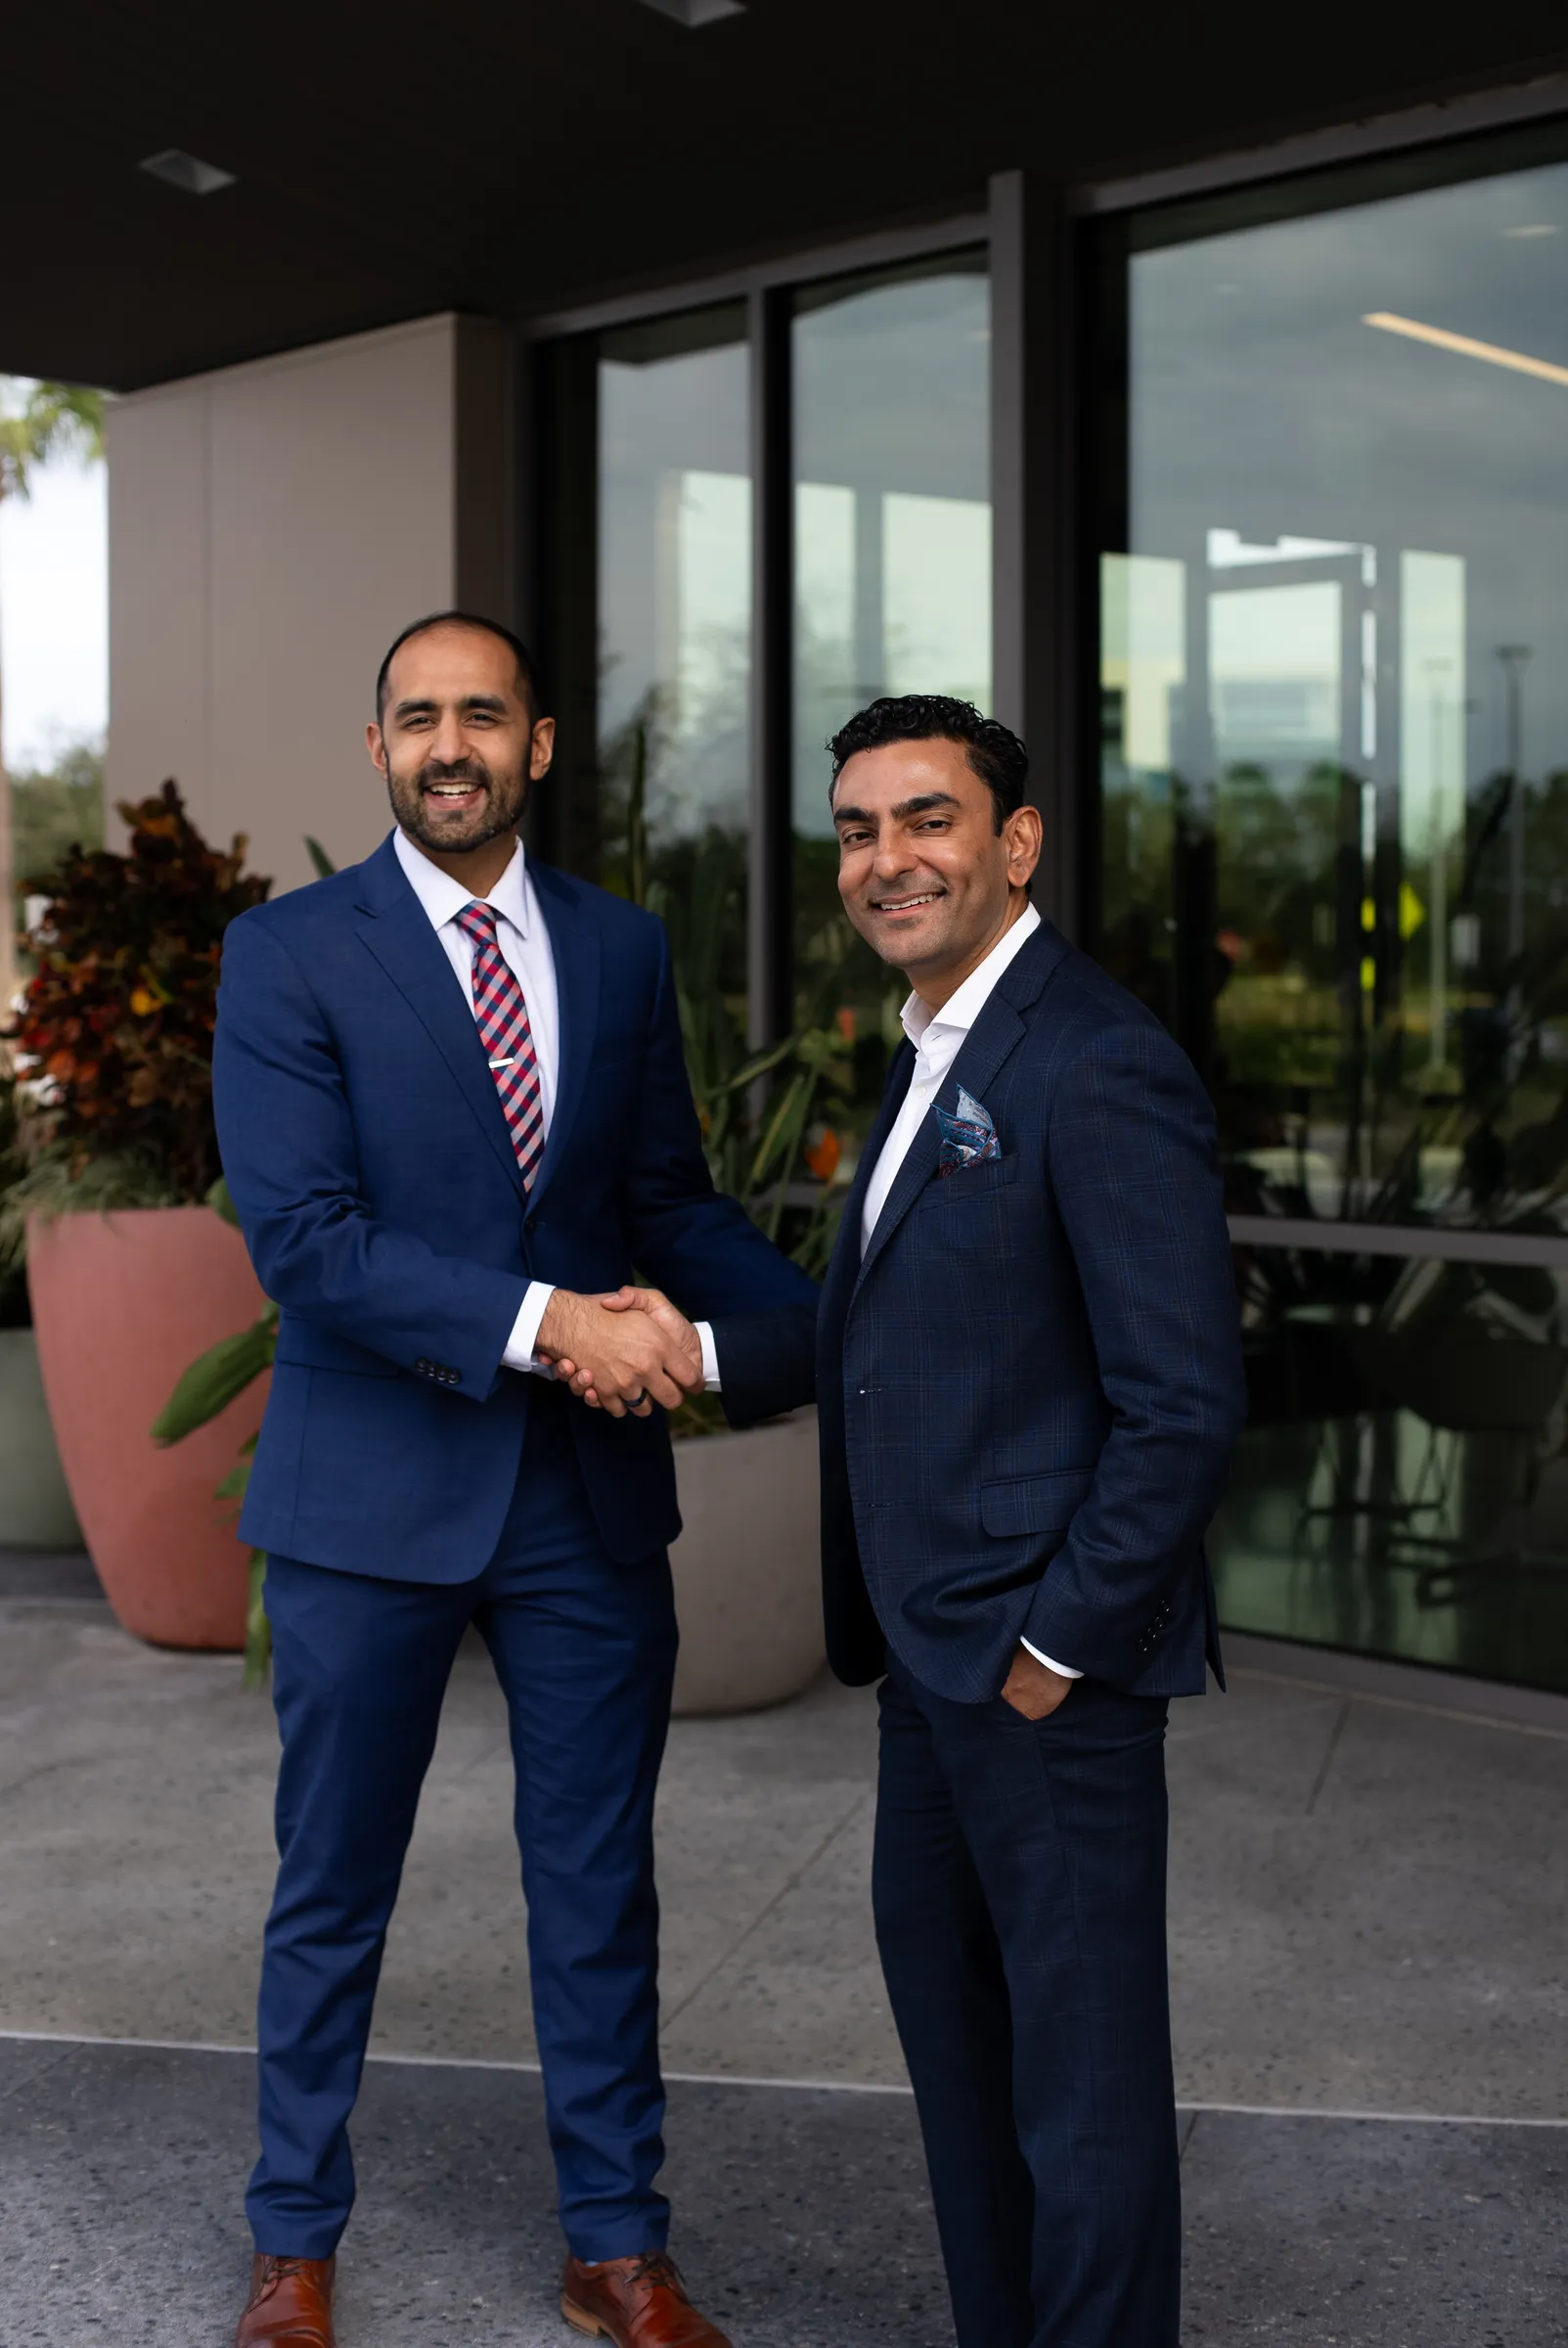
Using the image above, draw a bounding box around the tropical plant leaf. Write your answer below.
[205,1172,242,1229]
[244,1551,272,1688]
[303,836,336,880]
[715,1032,800,1096]
[152,1311,277,1443]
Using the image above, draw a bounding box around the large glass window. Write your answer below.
[544,303,751,1013]
[1100,138,1568,1688]
[542,253,992,1180]
[791,254,991,1125]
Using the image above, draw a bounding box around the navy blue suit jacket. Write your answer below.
[817,918,1246,1702]
[212,835,818,1580]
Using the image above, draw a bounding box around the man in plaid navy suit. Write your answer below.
[816,696,1246,2348]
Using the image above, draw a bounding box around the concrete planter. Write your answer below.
[27,1207,270,1650]
[669,1409,824,1716]
[0,1326,82,1549]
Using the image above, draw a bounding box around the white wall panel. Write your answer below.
[107,315,513,894]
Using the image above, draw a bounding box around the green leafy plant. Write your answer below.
[149,830,331,1682]
[152,1175,277,1685]
[5,779,270,1223]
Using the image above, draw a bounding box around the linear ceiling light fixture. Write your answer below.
[636,0,745,23]
[1364,309,1568,389]
[139,149,237,197]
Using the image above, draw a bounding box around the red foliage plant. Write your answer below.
[10,780,270,1201]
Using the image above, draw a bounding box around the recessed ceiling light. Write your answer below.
[636,0,745,23]
[139,149,237,197]
[1503,223,1559,239]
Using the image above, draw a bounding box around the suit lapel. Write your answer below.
[352,837,525,1198]
[852,988,1028,1298]
[850,916,1070,1299]
[525,862,600,1209]
[821,1042,914,1333]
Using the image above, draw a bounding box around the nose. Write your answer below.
[872,829,916,882]
[428,712,468,767]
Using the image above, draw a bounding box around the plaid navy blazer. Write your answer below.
[817,916,1247,1702]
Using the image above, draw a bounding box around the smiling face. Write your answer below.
[367,622,555,882]
[832,737,1042,1007]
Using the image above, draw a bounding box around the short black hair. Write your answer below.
[827,695,1028,832]
[375,611,542,726]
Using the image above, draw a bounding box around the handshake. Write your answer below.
[534,1285,704,1419]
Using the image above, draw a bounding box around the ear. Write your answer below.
[529,715,557,780]
[366,721,388,777]
[1004,801,1043,888]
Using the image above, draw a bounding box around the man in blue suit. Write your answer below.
[212,611,816,2348]
[816,696,1246,2348]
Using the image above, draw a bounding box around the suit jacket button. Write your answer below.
[416,1357,431,1374]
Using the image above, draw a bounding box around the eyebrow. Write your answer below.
[392,692,510,721]
[832,790,963,827]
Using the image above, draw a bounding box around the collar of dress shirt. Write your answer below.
[900,900,1042,1061]
[392,823,532,937]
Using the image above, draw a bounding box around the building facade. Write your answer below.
[94,66,1568,1693]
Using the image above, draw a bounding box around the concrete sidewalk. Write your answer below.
[3,1546,1567,2342]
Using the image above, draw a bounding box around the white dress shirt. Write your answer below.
[392,828,720,1387]
[859,902,1080,1682]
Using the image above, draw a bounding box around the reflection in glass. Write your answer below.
[596,305,751,1011]
[791,253,991,1139]
[1103,147,1568,1688]
[1216,1241,1568,1691]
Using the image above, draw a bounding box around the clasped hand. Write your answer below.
[535,1286,702,1419]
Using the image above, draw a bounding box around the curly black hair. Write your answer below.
[826,695,1028,834]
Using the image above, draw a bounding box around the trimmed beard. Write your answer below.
[387,752,529,856]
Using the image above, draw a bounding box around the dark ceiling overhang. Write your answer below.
[10,1,1568,391]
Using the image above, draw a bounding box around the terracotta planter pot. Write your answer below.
[670,1410,825,1715]
[27,1206,270,1649]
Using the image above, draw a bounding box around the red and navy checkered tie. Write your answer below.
[455,901,546,1189]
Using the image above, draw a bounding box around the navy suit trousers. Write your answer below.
[246,1386,678,2262]
[874,1662,1180,2348]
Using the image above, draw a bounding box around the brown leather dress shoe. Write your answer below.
[233,2254,336,2347]
[560,2251,732,2346]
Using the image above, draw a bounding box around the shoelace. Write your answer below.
[255,2257,321,2298]
[623,2253,686,2296]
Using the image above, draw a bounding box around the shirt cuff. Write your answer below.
[502,1281,558,1377]
[1020,1636,1082,1679]
[695,1321,721,1391]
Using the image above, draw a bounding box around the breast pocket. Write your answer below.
[919,1152,1020,1204]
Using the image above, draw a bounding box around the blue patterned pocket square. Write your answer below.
[935,1085,1001,1175]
